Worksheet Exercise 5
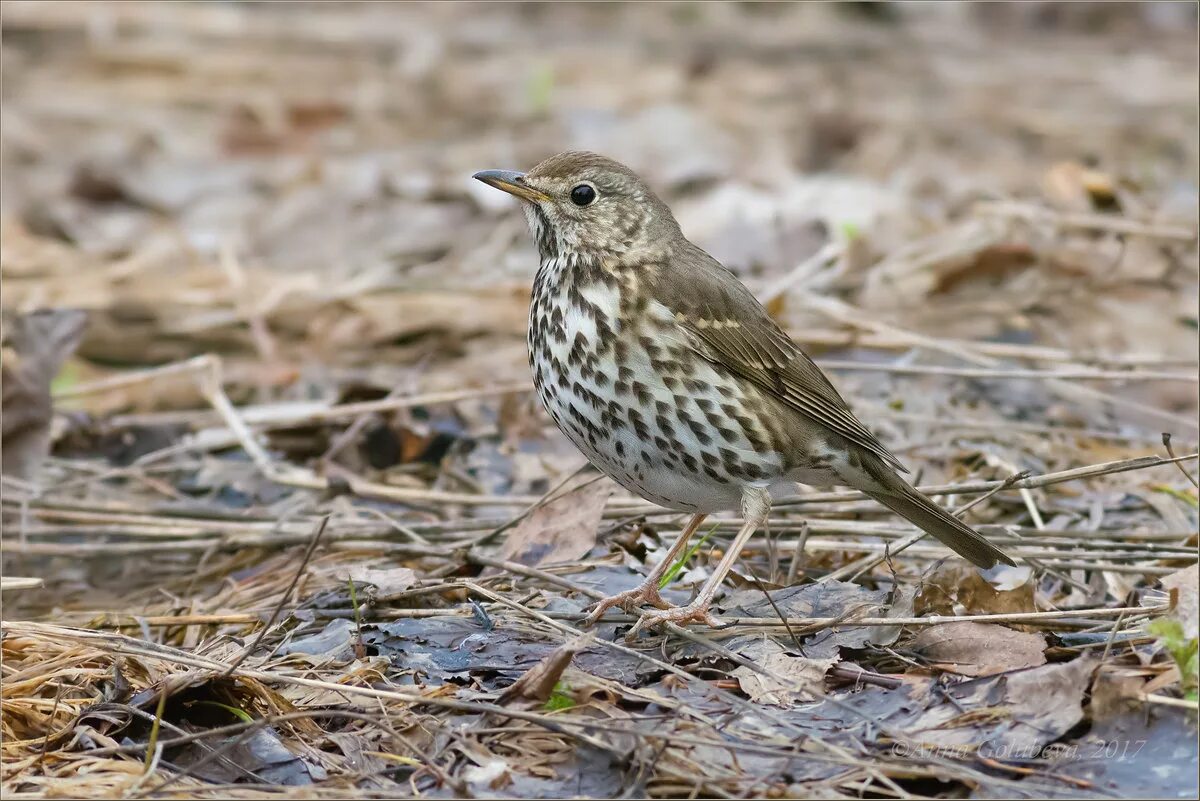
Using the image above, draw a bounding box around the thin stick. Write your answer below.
[975,200,1198,241]
[50,355,212,399]
[785,521,809,585]
[1140,694,1200,710]
[108,381,532,430]
[796,291,1198,431]
[222,515,329,676]
[15,604,1166,631]
[786,327,1197,368]
[818,360,1197,383]
[195,355,275,473]
[1162,433,1200,489]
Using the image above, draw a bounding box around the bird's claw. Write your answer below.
[581,583,671,628]
[626,601,722,640]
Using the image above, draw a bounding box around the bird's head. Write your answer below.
[474,151,680,264]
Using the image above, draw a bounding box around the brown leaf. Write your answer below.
[1161,564,1199,640]
[341,566,417,597]
[499,635,589,707]
[904,656,1097,753]
[911,621,1046,677]
[915,563,1035,617]
[1043,160,1120,211]
[931,242,1038,295]
[998,656,1097,748]
[1,309,87,480]
[494,481,612,568]
[730,636,837,707]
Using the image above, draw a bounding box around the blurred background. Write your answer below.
[1,1,1197,600]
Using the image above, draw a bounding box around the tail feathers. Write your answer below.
[855,456,1015,569]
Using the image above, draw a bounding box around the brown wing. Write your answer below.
[657,243,909,473]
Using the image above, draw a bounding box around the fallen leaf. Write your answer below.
[902,656,1097,753]
[1161,564,1199,640]
[360,615,643,688]
[174,728,324,786]
[915,562,1035,617]
[280,619,355,659]
[730,636,837,707]
[1,308,87,480]
[869,586,916,647]
[341,566,417,597]
[931,242,1038,295]
[722,580,888,620]
[994,657,1097,751]
[722,581,891,658]
[1043,160,1120,211]
[911,621,1046,677]
[1057,672,1198,797]
[499,635,589,707]
[494,481,612,568]
[463,758,511,791]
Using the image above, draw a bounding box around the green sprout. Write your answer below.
[1148,618,1199,703]
[658,523,719,590]
[191,700,254,723]
[1152,484,1198,509]
[543,681,574,711]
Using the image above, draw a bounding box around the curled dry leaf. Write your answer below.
[1160,564,1199,640]
[463,759,512,792]
[900,656,1098,754]
[340,566,417,598]
[911,621,1046,677]
[1,308,87,480]
[499,634,590,707]
[494,480,612,568]
[914,562,1035,617]
[731,636,838,707]
[868,585,916,647]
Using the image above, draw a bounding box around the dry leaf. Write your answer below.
[1,308,87,480]
[911,621,1046,677]
[915,563,1036,617]
[905,656,1098,753]
[342,566,417,597]
[494,481,612,567]
[869,585,916,647]
[998,657,1097,748]
[499,635,589,707]
[1043,160,1119,211]
[1161,564,1199,640]
[463,759,511,791]
[730,636,837,707]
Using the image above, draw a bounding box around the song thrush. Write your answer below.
[474,151,1014,633]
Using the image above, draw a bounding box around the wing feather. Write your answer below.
[660,244,908,473]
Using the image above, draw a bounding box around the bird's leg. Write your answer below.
[629,486,771,637]
[581,513,708,628]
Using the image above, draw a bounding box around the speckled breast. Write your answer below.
[527,256,791,513]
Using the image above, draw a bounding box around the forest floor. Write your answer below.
[2,3,1197,798]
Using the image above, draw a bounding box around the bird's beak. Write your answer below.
[472,169,551,203]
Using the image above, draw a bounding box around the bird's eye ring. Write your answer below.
[570,184,597,207]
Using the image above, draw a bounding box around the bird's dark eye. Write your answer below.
[570,184,596,206]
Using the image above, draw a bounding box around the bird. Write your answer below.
[473,151,1014,634]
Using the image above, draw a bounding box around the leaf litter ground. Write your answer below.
[1,3,1198,799]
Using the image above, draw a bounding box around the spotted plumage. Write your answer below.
[474,152,1014,633]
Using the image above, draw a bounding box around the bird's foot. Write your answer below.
[581,582,671,628]
[626,600,722,640]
